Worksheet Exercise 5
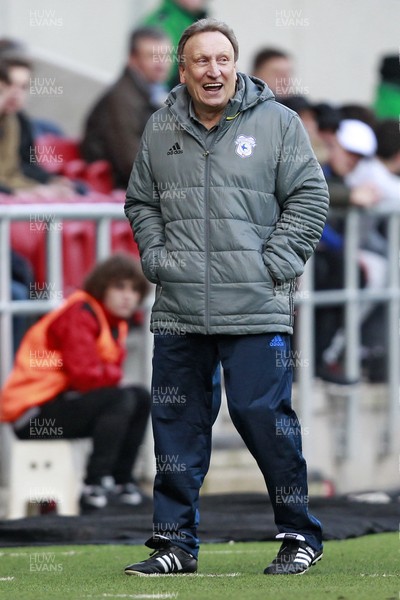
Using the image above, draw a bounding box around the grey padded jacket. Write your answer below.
[125,73,329,335]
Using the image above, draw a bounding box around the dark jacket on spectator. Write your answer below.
[81,68,160,189]
[322,164,387,256]
[17,111,54,184]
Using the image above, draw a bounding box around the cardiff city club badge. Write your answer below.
[235,135,256,158]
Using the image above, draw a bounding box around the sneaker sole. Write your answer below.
[124,569,196,576]
[80,498,107,509]
[125,569,151,576]
[118,495,143,506]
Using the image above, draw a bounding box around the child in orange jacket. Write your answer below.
[1,254,151,510]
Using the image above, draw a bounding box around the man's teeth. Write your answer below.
[204,83,222,89]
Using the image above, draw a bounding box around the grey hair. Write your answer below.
[177,18,239,65]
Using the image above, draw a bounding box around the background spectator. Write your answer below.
[0,61,42,194]
[374,54,400,119]
[279,95,328,162]
[340,103,378,131]
[347,119,400,210]
[314,119,387,382]
[0,62,14,192]
[0,59,78,198]
[141,0,208,87]
[1,255,151,511]
[81,27,171,189]
[252,47,293,99]
[3,57,74,191]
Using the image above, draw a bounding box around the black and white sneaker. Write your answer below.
[124,534,197,576]
[80,485,108,509]
[80,476,116,510]
[264,533,323,575]
[114,482,145,506]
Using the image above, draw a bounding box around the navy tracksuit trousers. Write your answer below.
[151,332,323,558]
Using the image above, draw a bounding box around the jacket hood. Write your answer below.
[165,73,275,123]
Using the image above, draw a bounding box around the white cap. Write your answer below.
[336,119,377,157]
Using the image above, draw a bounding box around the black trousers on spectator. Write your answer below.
[312,249,366,368]
[15,385,151,485]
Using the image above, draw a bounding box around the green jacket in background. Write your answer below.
[125,74,329,335]
[142,0,207,88]
[374,82,400,119]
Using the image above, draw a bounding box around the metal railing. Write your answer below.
[0,203,399,482]
[0,203,153,486]
[297,207,400,460]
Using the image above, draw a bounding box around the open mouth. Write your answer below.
[203,83,223,92]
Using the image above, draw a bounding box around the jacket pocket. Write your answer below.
[141,247,165,284]
[259,244,276,289]
[273,279,296,325]
[156,249,187,284]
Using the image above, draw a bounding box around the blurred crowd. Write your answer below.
[1,0,399,383]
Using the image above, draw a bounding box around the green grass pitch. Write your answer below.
[0,533,398,600]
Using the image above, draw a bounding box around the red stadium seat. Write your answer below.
[11,222,47,286]
[35,137,115,193]
[85,161,114,194]
[35,136,81,175]
[62,222,97,296]
[62,159,87,181]
[11,217,140,296]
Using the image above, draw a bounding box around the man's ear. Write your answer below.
[128,53,138,71]
[179,65,186,84]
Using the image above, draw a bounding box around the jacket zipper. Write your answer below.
[203,132,223,332]
[174,117,228,332]
[289,279,295,327]
[203,149,211,332]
